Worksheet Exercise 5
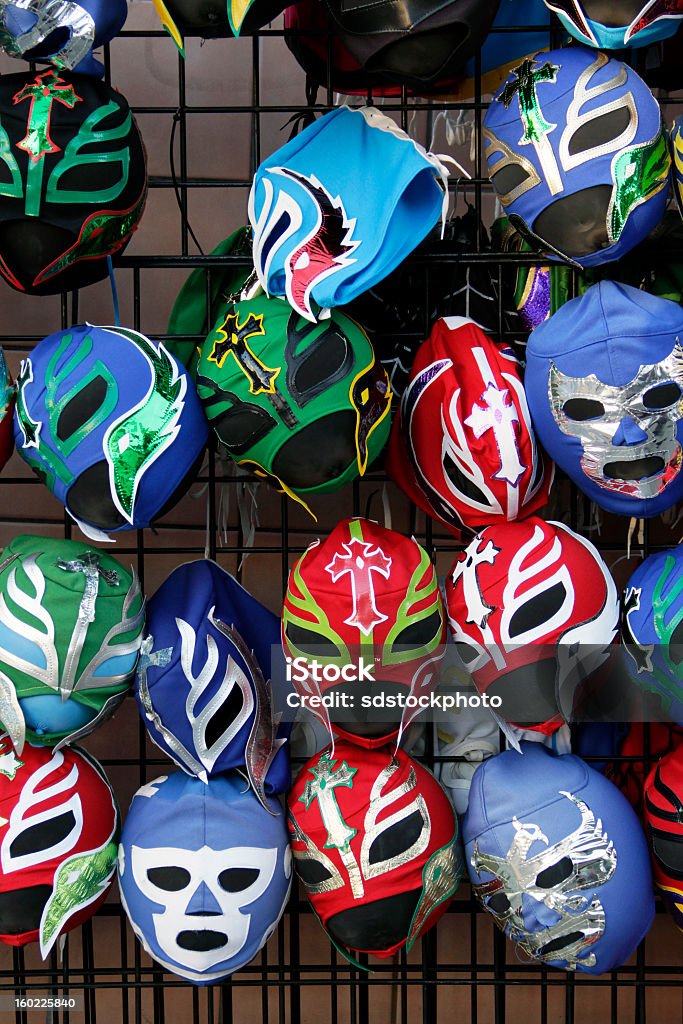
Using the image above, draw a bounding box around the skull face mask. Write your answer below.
[0,739,119,955]
[527,281,683,517]
[118,771,292,985]
[644,745,683,930]
[464,743,655,974]
[288,742,462,958]
[484,48,670,268]
[136,559,290,800]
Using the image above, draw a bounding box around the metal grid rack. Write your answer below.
[0,5,682,1023]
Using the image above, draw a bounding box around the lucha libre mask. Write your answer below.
[0,348,14,472]
[0,739,119,955]
[464,743,655,973]
[288,742,462,958]
[136,559,290,799]
[484,47,670,268]
[321,0,499,92]
[526,281,683,517]
[644,744,683,929]
[152,0,290,48]
[0,535,144,750]
[671,115,683,221]
[118,771,292,985]
[195,294,391,504]
[0,0,128,77]
[249,106,450,321]
[445,517,619,733]
[13,324,208,538]
[386,316,553,539]
[544,0,683,49]
[282,517,446,747]
[0,70,147,294]
[621,547,683,726]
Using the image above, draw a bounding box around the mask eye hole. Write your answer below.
[563,398,605,421]
[368,810,425,866]
[536,856,573,889]
[295,857,333,886]
[284,622,340,658]
[487,891,510,915]
[651,833,683,876]
[204,684,245,749]
[491,164,532,197]
[57,375,108,441]
[391,610,443,652]
[443,452,490,505]
[218,867,260,893]
[668,617,683,664]
[147,866,191,891]
[214,404,277,454]
[568,107,632,157]
[9,811,77,859]
[454,640,481,666]
[508,581,568,639]
[643,382,681,410]
[291,332,351,403]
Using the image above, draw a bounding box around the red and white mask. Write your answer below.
[445,518,619,733]
[282,517,446,748]
[0,737,119,955]
[288,741,461,957]
[386,317,553,539]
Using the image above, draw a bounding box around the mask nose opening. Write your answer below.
[611,416,649,447]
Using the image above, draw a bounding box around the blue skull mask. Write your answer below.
[0,0,128,77]
[464,743,655,974]
[118,771,292,985]
[484,46,670,268]
[135,559,290,799]
[526,282,683,517]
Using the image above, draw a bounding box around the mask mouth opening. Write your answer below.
[176,928,228,951]
[537,930,587,958]
[603,456,665,481]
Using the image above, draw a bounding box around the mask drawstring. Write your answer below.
[431,153,471,237]
[382,481,392,531]
[627,516,645,561]
[106,257,121,328]
[236,469,260,569]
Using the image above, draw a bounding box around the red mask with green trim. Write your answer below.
[0,737,119,955]
[288,741,462,958]
[282,517,446,748]
[0,69,147,295]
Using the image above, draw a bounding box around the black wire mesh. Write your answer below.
[0,6,682,1023]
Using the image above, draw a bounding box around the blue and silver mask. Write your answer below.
[526,281,683,517]
[464,743,654,974]
[484,46,670,268]
[136,559,290,800]
[118,771,292,985]
[0,0,128,77]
